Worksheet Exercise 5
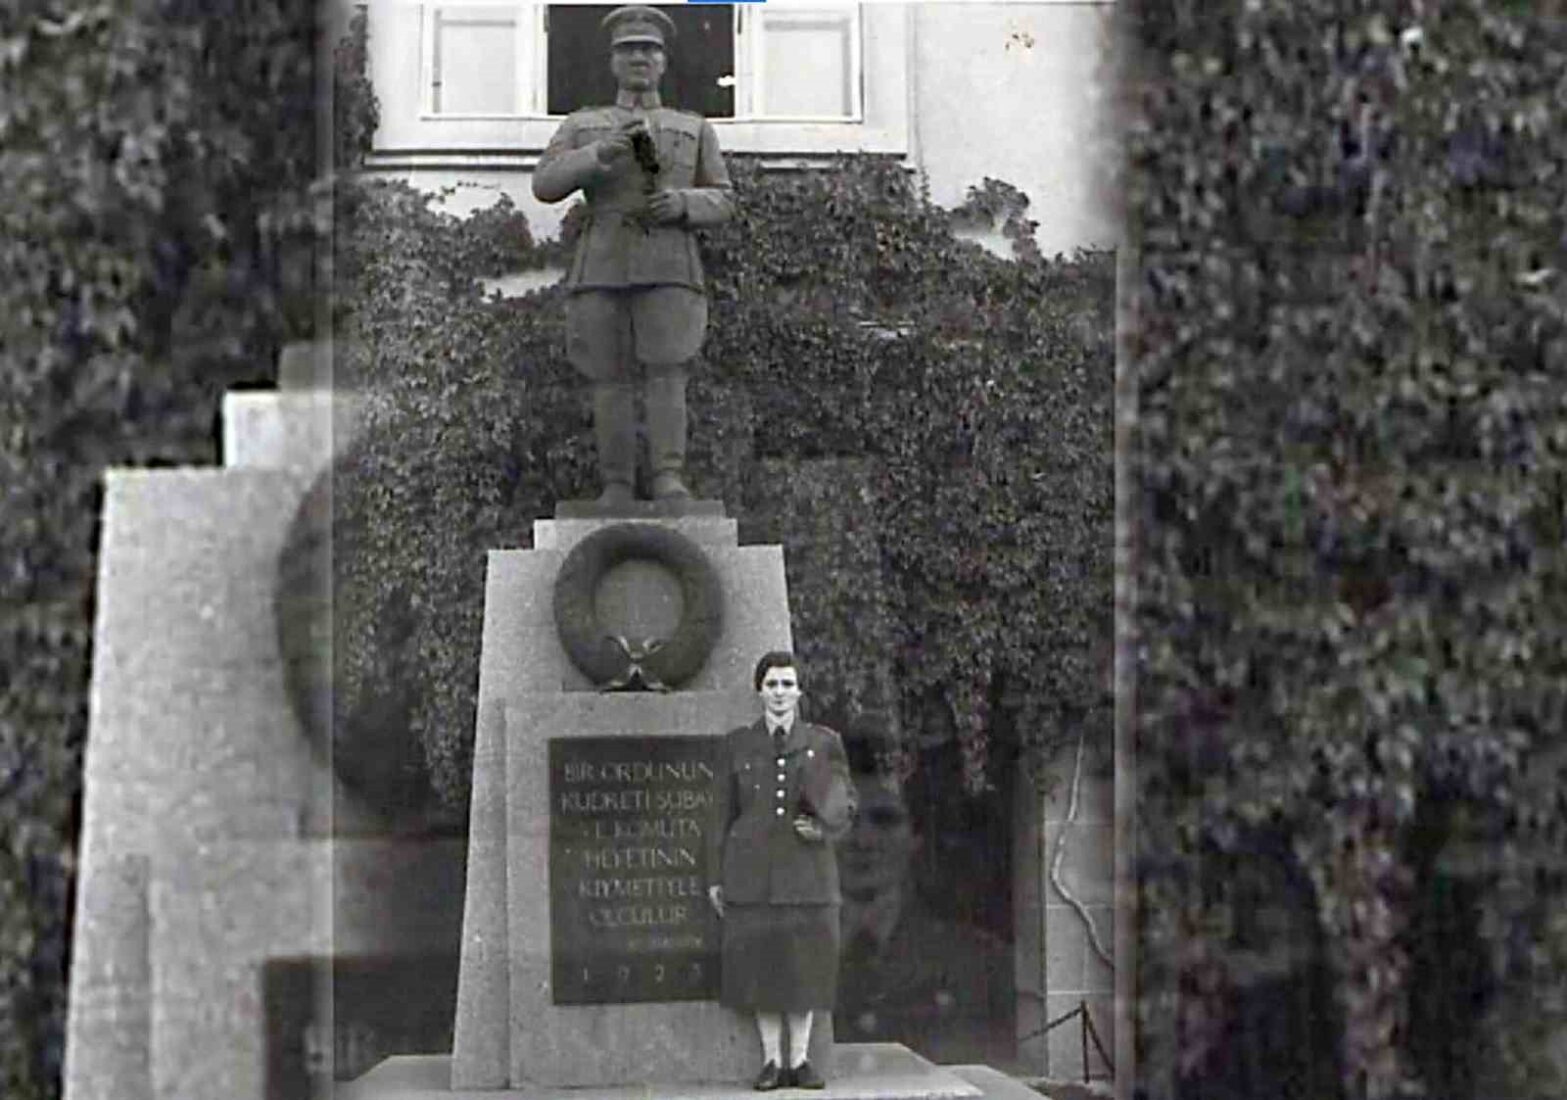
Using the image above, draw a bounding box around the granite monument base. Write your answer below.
[455,693,840,1088]
[452,510,837,1089]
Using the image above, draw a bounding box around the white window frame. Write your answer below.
[734,3,864,124]
[366,0,908,162]
[419,3,535,117]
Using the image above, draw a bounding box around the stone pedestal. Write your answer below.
[451,508,837,1089]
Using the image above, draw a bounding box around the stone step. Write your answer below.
[949,1066,1047,1100]
[339,1044,996,1100]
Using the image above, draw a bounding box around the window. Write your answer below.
[425,5,525,115]
[543,5,736,119]
[736,6,859,121]
[418,3,859,122]
[367,0,905,159]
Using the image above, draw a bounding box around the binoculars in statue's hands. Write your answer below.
[628,124,661,180]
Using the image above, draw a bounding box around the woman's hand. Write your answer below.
[792,815,826,843]
[708,884,726,917]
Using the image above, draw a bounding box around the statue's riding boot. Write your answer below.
[645,366,692,500]
[593,381,636,506]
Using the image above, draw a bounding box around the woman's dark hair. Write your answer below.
[752,650,799,692]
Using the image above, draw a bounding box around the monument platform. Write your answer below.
[554,498,728,520]
[340,1044,1022,1100]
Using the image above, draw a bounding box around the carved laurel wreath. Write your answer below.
[551,523,724,691]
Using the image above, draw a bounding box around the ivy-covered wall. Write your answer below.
[306,160,1115,828]
[1128,2,1567,1097]
[0,4,324,1096]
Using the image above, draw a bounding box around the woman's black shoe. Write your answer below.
[790,1061,826,1089]
[754,1061,784,1091]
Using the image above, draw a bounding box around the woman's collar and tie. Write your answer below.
[765,713,795,746]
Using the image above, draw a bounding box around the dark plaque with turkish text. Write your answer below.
[549,736,722,1004]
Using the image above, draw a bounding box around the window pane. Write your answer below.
[546,4,734,118]
[760,11,854,119]
[432,6,519,114]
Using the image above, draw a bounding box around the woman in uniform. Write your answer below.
[707,652,855,1090]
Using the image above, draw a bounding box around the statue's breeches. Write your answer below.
[565,287,707,381]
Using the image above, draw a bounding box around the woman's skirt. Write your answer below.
[720,902,841,1012]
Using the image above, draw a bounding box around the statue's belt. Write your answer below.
[585,199,685,220]
[583,203,682,235]
[586,200,649,215]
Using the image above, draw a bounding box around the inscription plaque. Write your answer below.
[549,736,722,1004]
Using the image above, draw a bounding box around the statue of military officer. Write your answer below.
[533,5,735,507]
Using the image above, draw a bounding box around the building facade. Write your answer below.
[354,0,1117,257]
[344,0,1120,1082]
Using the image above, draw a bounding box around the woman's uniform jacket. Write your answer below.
[707,720,856,906]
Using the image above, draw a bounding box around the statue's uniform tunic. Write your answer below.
[532,91,734,485]
[708,720,855,1012]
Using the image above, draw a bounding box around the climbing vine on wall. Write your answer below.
[1128,3,1567,1097]
[301,156,1114,825]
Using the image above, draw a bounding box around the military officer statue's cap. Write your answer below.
[602,5,676,48]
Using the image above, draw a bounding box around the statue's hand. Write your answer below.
[595,129,636,170]
[645,191,685,225]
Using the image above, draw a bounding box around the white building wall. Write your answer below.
[910,3,1117,257]
[387,165,572,235]
[357,2,1118,255]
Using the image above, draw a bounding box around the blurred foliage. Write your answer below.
[297,156,1114,829]
[332,6,377,172]
[0,2,333,1094]
[1127,2,1567,1098]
